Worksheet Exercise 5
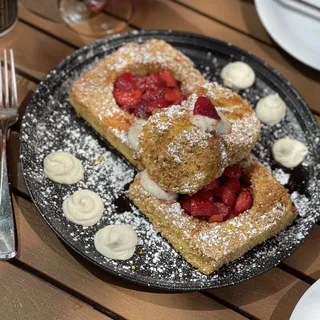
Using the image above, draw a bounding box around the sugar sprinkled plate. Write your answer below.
[20,31,320,291]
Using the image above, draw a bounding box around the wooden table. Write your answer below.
[1,1,319,319]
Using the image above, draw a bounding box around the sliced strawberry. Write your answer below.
[114,90,143,106]
[146,98,169,113]
[208,214,225,222]
[193,96,221,120]
[224,178,241,193]
[223,165,242,179]
[216,186,237,207]
[141,88,164,103]
[180,195,192,213]
[190,199,217,217]
[160,70,178,88]
[203,178,220,192]
[145,73,165,89]
[114,72,135,90]
[164,89,184,104]
[192,190,214,203]
[132,75,146,90]
[234,190,253,214]
[207,203,231,222]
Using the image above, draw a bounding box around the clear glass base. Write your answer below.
[58,0,134,37]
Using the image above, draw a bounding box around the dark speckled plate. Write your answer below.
[20,31,320,291]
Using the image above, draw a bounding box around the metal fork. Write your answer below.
[0,49,18,259]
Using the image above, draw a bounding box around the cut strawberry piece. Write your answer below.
[164,89,184,104]
[146,98,169,113]
[203,178,220,192]
[114,90,143,106]
[190,199,217,217]
[160,70,178,88]
[145,73,165,89]
[223,165,242,179]
[234,190,253,214]
[224,178,241,193]
[216,186,237,207]
[208,213,225,222]
[141,88,164,103]
[180,195,192,213]
[132,75,146,90]
[114,72,135,90]
[192,190,214,203]
[193,96,221,120]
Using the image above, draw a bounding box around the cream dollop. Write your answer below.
[256,94,287,126]
[63,190,104,226]
[140,170,178,200]
[221,61,255,89]
[44,151,84,184]
[272,138,308,168]
[191,112,231,134]
[94,225,138,260]
[128,119,146,151]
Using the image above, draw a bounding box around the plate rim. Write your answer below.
[20,29,320,291]
[255,0,320,71]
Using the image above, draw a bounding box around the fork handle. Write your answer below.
[0,130,17,259]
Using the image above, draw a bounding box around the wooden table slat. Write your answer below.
[0,261,111,320]
[173,0,272,44]
[12,196,246,320]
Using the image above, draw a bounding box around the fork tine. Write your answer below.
[10,50,17,108]
[3,50,8,108]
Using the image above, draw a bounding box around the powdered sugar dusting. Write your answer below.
[20,31,320,290]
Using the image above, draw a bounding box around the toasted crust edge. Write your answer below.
[128,156,297,274]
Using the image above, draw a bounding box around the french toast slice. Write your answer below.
[128,155,297,275]
[69,39,206,168]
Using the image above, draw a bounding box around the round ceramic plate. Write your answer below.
[255,0,320,71]
[20,30,320,291]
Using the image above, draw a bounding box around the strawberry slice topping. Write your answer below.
[234,190,253,214]
[224,178,241,193]
[223,165,242,179]
[190,199,217,217]
[114,72,135,91]
[114,90,143,106]
[160,70,179,88]
[114,70,184,118]
[193,96,221,120]
[178,164,253,223]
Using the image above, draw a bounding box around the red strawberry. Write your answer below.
[234,190,253,214]
[145,73,165,89]
[207,203,231,222]
[132,75,146,90]
[224,178,241,193]
[190,199,217,217]
[193,96,221,120]
[114,72,135,90]
[223,165,242,179]
[180,195,192,213]
[146,98,169,113]
[141,88,164,103]
[114,90,143,106]
[192,190,214,203]
[216,186,237,207]
[164,88,184,104]
[160,70,178,88]
[203,178,220,192]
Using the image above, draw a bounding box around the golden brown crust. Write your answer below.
[128,155,297,274]
[69,39,206,168]
[137,82,260,194]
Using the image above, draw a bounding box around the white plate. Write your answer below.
[290,279,320,320]
[255,0,320,71]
